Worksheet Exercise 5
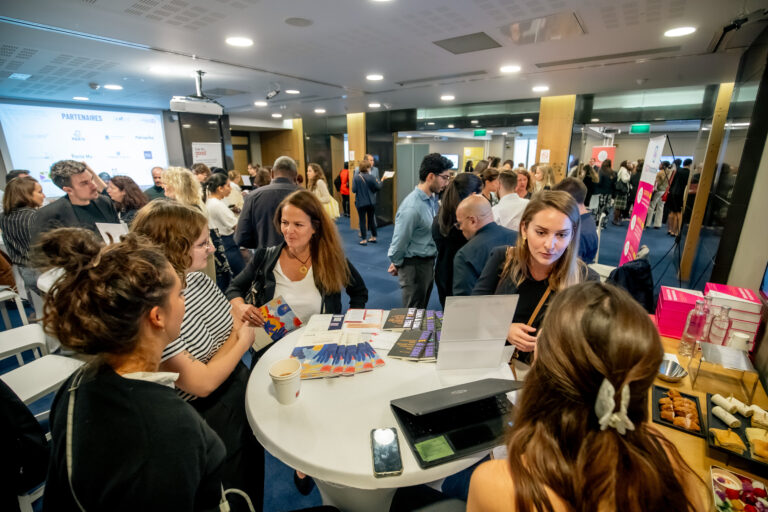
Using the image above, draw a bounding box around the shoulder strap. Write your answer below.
[66,368,88,512]
[527,286,552,327]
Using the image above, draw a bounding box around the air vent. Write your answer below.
[396,70,487,87]
[499,12,585,45]
[205,87,248,98]
[536,46,681,68]
[433,32,501,55]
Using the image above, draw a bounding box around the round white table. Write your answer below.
[245,320,515,512]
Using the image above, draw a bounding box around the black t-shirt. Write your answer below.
[72,200,111,228]
[511,276,551,329]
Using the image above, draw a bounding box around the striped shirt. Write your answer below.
[162,271,233,401]
[0,207,36,265]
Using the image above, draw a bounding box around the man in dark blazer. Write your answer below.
[32,160,119,242]
[452,194,517,296]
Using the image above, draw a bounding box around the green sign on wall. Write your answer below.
[630,123,651,134]
[473,129,486,136]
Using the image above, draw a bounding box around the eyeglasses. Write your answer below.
[437,173,451,181]
[194,240,213,250]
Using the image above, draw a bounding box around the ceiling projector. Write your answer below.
[170,96,223,115]
[169,69,223,115]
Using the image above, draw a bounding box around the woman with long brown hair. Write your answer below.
[106,175,148,226]
[468,282,708,512]
[480,167,500,206]
[473,191,597,354]
[307,162,339,220]
[226,189,367,324]
[0,176,45,293]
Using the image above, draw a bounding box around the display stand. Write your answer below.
[686,343,759,404]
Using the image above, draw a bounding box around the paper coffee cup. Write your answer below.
[726,332,750,352]
[269,358,301,405]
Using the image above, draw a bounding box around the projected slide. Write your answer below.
[0,103,168,197]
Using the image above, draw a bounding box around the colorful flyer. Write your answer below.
[260,296,302,341]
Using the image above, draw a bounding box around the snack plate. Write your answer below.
[651,385,705,438]
[710,465,768,512]
[706,394,768,469]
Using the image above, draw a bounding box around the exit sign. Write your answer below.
[473,129,486,136]
[630,123,651,134]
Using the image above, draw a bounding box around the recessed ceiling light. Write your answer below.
[470,120,478,124]
[368,102,381,108]
[487,130,494,133]
[286,89,300,94]
[523,118,533,122]
[502,132,508,135]
[500,65,521,73]
[664,26,696,37]
[591,118,600,122]
[9,73,31,80]
[225,36,253,47]
[182,124,191,128]
[254,101,268,107]
[208,120,217,124]
[272,113,283,118]
[427,122,435,126]
[104,84,123,90]
[366,73,384,81]
[406,135,412,139]
[314,108,326,114]
[371,0,393,2]
[440,94,455,101]
[532,85,549,93]
[447,124,455,128]
[73,96,89,101]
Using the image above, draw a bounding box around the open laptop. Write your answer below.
[390,378,522,469]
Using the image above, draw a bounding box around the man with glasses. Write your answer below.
[387,153,452,308]
[452,194,516,296]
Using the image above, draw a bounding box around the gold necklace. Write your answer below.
[288,249,311,274]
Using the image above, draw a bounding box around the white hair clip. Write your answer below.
[595,378,635,435]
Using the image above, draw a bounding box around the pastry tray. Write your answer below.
[651,385,705,438]
[706,393,768,470]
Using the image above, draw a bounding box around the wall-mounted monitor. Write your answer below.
[0,101,169,197]
[443,154,459,170]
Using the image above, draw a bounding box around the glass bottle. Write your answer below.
[701,296,715,344]
[708,306,731,346]
[680,300,707,357]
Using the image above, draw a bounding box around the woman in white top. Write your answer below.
[225,190,367,495]
[131,200,263,507]
[307,163,340,220]
[204,173,246,281]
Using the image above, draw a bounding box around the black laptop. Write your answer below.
[390,378,522,469]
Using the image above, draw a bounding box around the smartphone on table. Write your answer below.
[371,427,403,477]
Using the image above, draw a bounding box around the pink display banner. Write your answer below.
[619,135,667,266]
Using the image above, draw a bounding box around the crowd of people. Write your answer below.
[0,150,711,511]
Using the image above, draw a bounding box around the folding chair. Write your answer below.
[0,324,47,367]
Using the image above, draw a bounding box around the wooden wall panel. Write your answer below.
[681,82,734,281]
[259,119,305,183]
[536,95,576,182]
[330,135,345,202]
[347,112,366,230]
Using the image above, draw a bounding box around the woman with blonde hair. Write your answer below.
[162,167,216,281]
[131,200,263,507]
[307,162,340,220]
[533,165,555,193]
[225,170,245,212]
[473,191,597,356]
[468,282,708,512]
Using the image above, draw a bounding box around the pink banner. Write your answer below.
[619,135,666,266]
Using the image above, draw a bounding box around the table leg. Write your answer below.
[315,479,396,512]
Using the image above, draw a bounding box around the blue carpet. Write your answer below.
[594,217,719,298]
